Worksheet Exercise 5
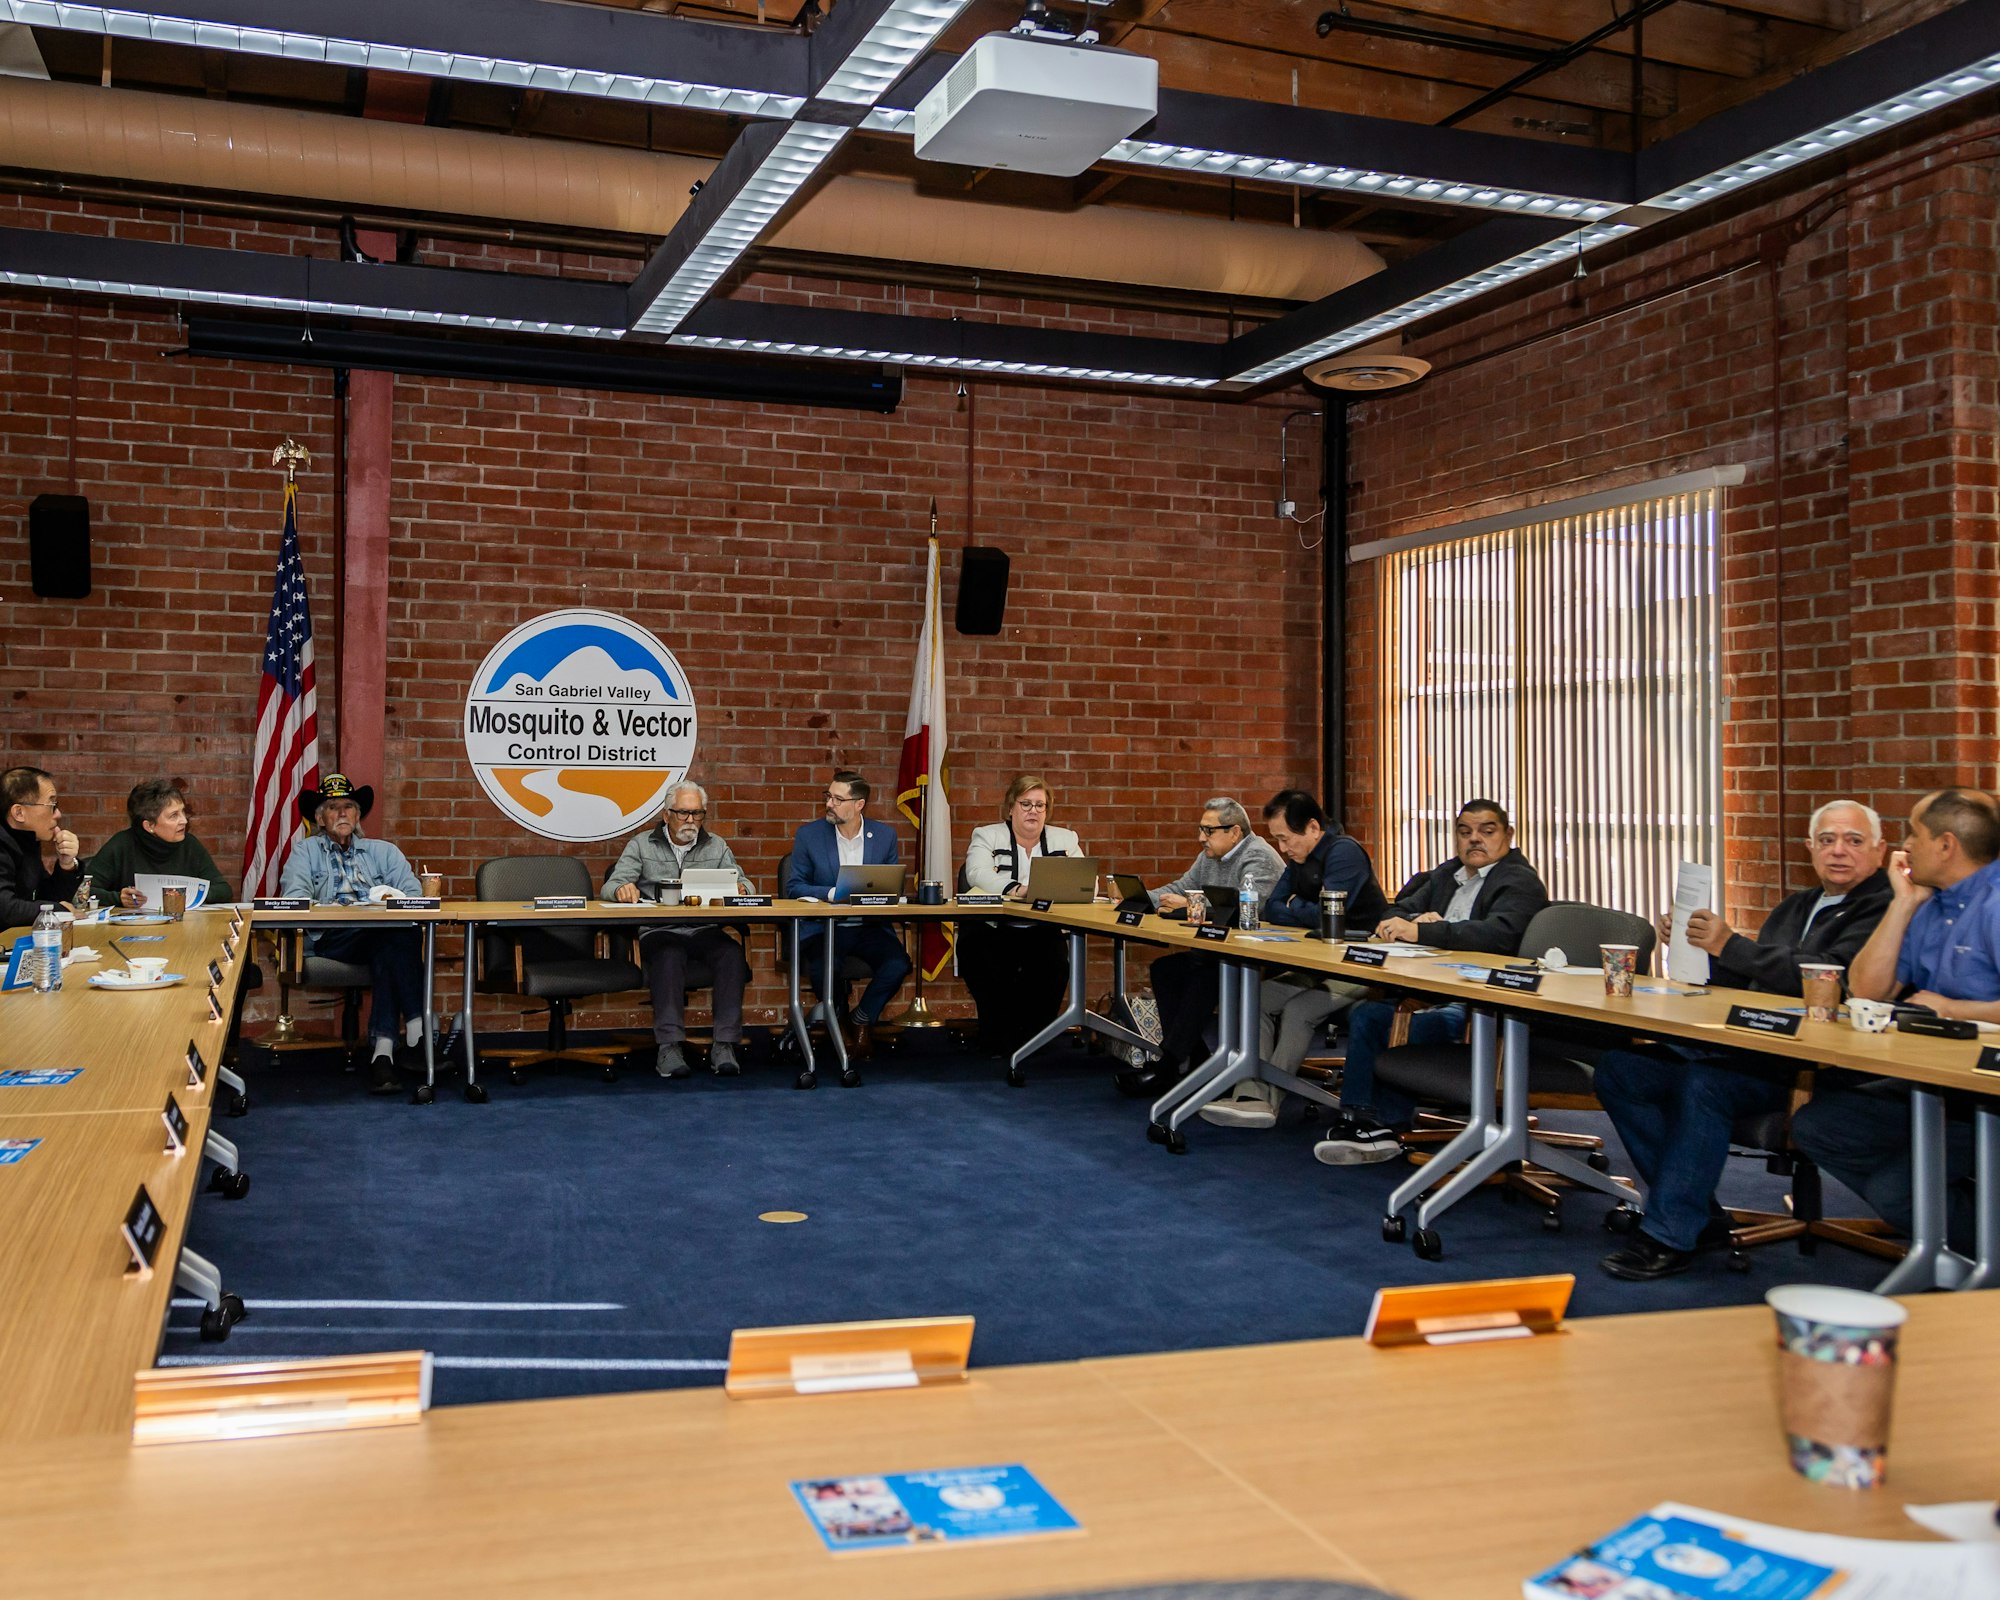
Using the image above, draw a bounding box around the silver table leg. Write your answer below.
[1009,929,1154,1087]
[1963,1100,1999,1290]
[421,921,437,1088]
[1876,1085,1972,1294]
[461,920,481,1095]
[821,916,852,1084]
[786,920,818,1088]
[1152,962,1346,1133]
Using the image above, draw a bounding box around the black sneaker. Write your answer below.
[1311,1118,1403,1165]
[367,1053,402,1094]
[1600,1232,1695,1281]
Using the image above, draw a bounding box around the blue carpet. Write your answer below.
[166,1035,1890,1407]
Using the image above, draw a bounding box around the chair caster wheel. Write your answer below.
[1382,1215,1407,1244]
[464,1082,490,1104]
[601,1066,619,1083]
[1006,1067,1026,1088]
[840,1068,862,1088]
[1165,1129,1187,1155]
[1541,1209,1562,1232]
[508,1070,524,1086]
[1604,1203,1644,1236]
[199,1293,247,1342]
[411,1083,436,1106]
[1146,1122,1169,1146]
[795,1070,817,1090]
[1412,1228,1443,1261]
[207,1168,250,1200]
[1727,1249,1752,1273]
[223,1090,249,1118]
[1586,1150,1612,1172]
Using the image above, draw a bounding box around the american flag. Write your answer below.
[241,481,321,896]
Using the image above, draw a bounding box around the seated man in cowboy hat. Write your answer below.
[279,773,426,1094]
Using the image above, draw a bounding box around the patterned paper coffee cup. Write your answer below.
[1601,943,1638,996]
[1799,962,1843,1022]
[1767,1284,1905,1488]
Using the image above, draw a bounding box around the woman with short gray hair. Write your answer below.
[86,779,234,908]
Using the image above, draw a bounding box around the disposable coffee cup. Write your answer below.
[1185,890,1209,926]
[1847,997,1894,1034]
[57,911,74,958]
[420,872,443,899]
[1601,943,1639,997]
[657,881,683,907]
[162,885,187,921]
[1767,1284,1905,1489]
[1800,962,1843,1023]
[128,956,169,982]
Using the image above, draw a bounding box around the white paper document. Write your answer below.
[1655,1502,2000,1599]
[133,874,210,912]
[1669,861,1714,984]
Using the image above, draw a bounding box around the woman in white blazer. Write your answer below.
[958,773,1085,1060]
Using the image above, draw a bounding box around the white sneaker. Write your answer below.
[1198,1099,1277,1129]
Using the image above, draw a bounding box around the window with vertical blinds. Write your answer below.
[1371,471,1728,919]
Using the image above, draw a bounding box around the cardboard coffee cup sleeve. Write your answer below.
[1779,1350,1895,1449]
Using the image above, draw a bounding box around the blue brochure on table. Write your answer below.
[790,1464,1080,1554]
[0,1137,43,1166]
[3,935,33,992]
[1525,1511,1844,1599]
[0,1069,83,1087]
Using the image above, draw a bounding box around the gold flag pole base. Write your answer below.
[881,993,950,1032]
[264,1012,302,1045]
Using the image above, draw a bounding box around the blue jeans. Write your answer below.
[1592,1045,1793,1252]
[1791,1077,1977,1249]
[1340,1000,1468,1129]
[801,922,912,1025]
[312,927,427,1047]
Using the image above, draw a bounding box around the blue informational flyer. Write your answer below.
[0,1069,83,1087]
[1526,1512,1844,1600]
[0,1138,44,1166]
[2,935,32,992]
[790,1464,1081,1554]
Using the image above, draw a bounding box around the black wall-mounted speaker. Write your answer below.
[954,545,1009,636]
[28,494,91,599]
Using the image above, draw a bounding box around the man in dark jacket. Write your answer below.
[1,766,84,929]
[1313,798,1549,1164]
[1596,799,1892,1281]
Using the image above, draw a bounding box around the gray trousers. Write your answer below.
[1230,972,1371,1108]
[642,926,749,1046]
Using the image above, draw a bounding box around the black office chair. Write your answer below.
[262,934,369,1066]
[774,850,884,1058]
[1375,900,1655,1223]
[473,855,644,1084]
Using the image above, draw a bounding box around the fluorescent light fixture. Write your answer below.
[672,331,1215,388]
[1645,48,2000,210]
[1226,222,1636,386]
[0,266,623,337]
[816,0,974,106]
[0,2,801,118]
[631,122,848,336]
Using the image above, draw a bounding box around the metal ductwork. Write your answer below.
[0,77,1383,307]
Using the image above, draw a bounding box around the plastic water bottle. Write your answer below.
[75,874,96,920]
[1238,867,1260,931]
[31,904,62,993]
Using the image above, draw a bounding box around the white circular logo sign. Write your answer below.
[465,608,699,842]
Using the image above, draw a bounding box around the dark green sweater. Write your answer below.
[86,826,234,903]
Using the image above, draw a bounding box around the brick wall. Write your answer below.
[0,204,1324,1028]
[1344,108,2000,928]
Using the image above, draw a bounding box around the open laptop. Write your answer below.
[681,867,742,901]
[832,863,907,901]
[1025,855,1100,904]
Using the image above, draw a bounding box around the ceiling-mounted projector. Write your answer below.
[914,32,1159,177]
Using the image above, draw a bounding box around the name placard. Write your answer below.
[207,987,225,1024]
[1364,1274,1574,1348]
[186,1040,209,1088]
[162,1093,188,1155]
[253,897,309,913]
[122,1185,166,1276]
[1116,910,1144,928]
[207,959,224,986]
[1031,898,1054,912]
[132,1351,434,1448]
[1194,923,1229,942]
[724,895,773,908]
[847,894,896,907]
[532,896,587,910]
[221,934,236,961]
[725,1315,975,1401]
[1343,945,1389,968]
[389,896,441,911]
[1974,1047,2000,1077]
[1726,1004,1801,1039]
[1486,967,1543,994]
[955,894,1003,906]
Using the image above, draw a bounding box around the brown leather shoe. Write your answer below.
[845,1019,875,1061]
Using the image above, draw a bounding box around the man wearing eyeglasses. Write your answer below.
[784,770,911,1059]
[1113,797,1284,1099]
[1,766,85,928]
[607,781,754,1079]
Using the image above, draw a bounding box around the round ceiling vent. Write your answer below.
[1302,352,1432,392]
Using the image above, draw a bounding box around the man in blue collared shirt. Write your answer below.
[279,774,426,1094]
[1792,787,2000,1246]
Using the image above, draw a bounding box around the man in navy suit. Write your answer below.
[784,770,912,1056]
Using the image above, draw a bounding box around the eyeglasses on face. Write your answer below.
[1014,799,1049,812]
[16,798,58,810]
[1197,822,1239,837]
[824,792,860,805]
[667,807,708,820]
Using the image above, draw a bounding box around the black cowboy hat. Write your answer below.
[298,772,375,823]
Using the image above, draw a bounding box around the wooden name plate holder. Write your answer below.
[133,1351,433,1446]
[1364,1274,1575,1348]
[725,1315,975,1400]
